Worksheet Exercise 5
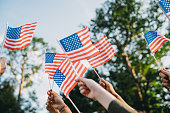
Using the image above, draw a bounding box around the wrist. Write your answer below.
[59,104,68,112]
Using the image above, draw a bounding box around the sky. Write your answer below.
[0,0,106,112]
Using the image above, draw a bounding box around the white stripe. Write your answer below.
[89,48,113,64]
[5,37,32,44]
[151,39,167,52]
[67,44,96,57]
[4,41,31,48]
[77,27,89,38]
[61,68,75,92]
[94,37,107,47]
[149,38,163,49]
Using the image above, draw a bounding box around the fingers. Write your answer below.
[161,78,169,83]
[75,77,87,83]
[159,68,170,76]
[159,72,168,79]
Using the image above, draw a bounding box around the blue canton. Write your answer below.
[53,69,66,88]
[6,26,22,39]
[60,33,83,52]
[159,0,170,13]
[144,31,157,45]
[45,53,56,63]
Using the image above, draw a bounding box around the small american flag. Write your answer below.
[4,22,38,50]
[59,26,99,62]
[144,31,170,53]
[53,58,87,97]
[45,53,66,79]
[87,36,116,68]
[159,0,170,18]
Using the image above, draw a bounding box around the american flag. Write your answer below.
[87,36,116,68]
[4,22,38,50]
[45,53,66,79]
[53,58,87,97]
[144,31,170,53]
[59,26,99,62]
[158,0,170,18]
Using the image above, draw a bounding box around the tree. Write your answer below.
[63,0,170,112]
[5,37,54,112]
[0,80,24,113]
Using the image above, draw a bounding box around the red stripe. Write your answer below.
[22,22,38,27]
[68,44,96,56]
[20,32,34,38]
[60,70,75,90]
[4,43,30,50]
[20,28,36,34]
[152,40,166,53]
[4,39,31,46]
[77,26,88,34]
[149,38,165,50]
[5,36,32,43]
[21,25,37,30]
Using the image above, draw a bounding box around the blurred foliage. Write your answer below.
[1,37,55,112]
[63,0,170,113]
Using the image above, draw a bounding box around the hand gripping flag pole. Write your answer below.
[154,0,170,20]
[57,39,81,113]
[55,85,81,113]
[0,23,8,55]
[142,32,161,68]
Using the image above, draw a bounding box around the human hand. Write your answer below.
[99,78,117,96]
[75,77,103,99]
[159,68,170,89]
[47,90,67,111]
[0,57,7,76]
[46,100,60,113]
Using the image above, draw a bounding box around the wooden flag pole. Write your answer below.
[0,23,8,55]
[56,39,80,77]
[93,68,101,79]
[141,32,161,68]
[154,0,170,21]
[67,96,81,113]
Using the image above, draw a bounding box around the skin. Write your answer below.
[0,57,7,76]
[47,90,72,113]
[159,68,170,89]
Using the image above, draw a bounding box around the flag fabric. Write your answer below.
[53,58,87,97]
[4,22,38,50]
[158,0,170,18]
[59,26,99,62]
[144,31,170,53]
[87,36,116,68]
[45,53,66,79]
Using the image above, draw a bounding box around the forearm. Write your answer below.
[94,87,137,113]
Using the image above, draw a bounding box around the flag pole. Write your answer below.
[67,96,81,113]
[0,23,8,55]
[56,39,80,77]
[141,32,161,68]
[55,84,81,113]
[154,0,170,21]
[93,68,101,79]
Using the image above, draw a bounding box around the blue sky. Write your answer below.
[0,0,106,112]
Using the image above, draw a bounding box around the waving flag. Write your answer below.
[45,53,66,79]
[87,36,116,68]
[4,22,37,50]
[59,26,99,62]
[144,31,170,53]
[53,58,87,97]
[158,0,170,18]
